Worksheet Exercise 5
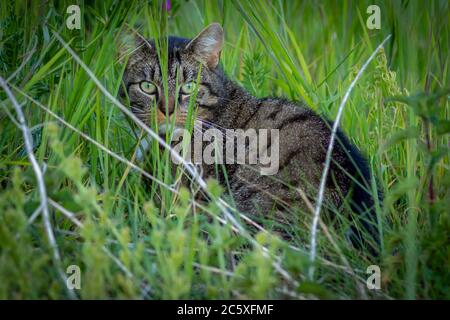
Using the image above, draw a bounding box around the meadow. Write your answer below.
[0,0,449,299]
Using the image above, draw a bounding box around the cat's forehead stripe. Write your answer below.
[128,36,202,84]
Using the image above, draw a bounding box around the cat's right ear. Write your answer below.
[134,35,152,52]
[186,23,224,69]
[117,31,152,64]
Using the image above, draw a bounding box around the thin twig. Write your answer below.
[0,75,77,299]
[28,203,43,224]
[0,100,22,127]
[308,35,392,281]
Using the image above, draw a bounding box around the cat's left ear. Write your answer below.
[186,23,224,69]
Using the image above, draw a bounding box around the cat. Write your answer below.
[121,23,381,253]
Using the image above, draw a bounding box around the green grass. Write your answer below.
[0,0,449,299]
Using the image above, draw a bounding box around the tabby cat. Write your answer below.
[121,23,380,252]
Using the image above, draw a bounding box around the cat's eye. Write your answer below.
[181,82,197,95]
[139,81,157,95]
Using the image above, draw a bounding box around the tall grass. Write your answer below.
[0,0,448,299]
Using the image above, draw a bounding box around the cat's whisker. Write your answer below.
[197,122,239,142]
[199,120,230,131]
[131,110,151,116]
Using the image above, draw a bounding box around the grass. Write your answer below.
[0,0,449,299]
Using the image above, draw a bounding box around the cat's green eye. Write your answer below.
[140,81,157,95]
[181,82,197,95]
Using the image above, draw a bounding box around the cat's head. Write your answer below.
[121,23,226,133]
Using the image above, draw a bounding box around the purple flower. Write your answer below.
[164,0,171,11]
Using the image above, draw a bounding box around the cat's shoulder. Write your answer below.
[256,96,318,122]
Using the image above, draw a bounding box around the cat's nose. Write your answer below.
[158,96,175,116]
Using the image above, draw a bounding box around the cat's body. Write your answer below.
[121,24,380,251]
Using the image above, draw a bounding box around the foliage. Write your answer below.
[0,0,448,299]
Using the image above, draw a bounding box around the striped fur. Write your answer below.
[122,24,381,253]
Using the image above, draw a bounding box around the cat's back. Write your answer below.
[243,97,332,162]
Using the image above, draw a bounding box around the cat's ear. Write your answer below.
[186,23,224,69]
[117,30,152,64]
[134,35,152,51]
